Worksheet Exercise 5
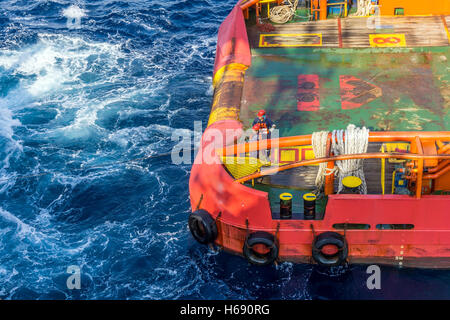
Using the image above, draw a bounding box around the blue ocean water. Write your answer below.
[0,0,449,300]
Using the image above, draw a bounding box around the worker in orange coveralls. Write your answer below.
[249,122,273,162]
[249,123,261,160]
[252,110,276,139]
[252,109,275,158]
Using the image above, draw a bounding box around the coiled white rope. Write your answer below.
[354,0,373,16]
[269,0,299,24]
[331,124,369,194]
[311,131,333,193]
[311,124,369,194]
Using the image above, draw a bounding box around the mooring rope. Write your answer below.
[331,124,370,194]
[354,0,373,16]
[311,130,333,193]
[312,125,370,194]
[269,0,299,24]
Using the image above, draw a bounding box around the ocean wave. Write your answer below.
[1,0,447,301]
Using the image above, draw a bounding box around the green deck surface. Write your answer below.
[241,47,450,137]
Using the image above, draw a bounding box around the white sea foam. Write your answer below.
[63,5,87,19]
[0,104,22,169]
[62,4,87,27]
[0,33,133,146]
[0,207,39,241]
[0,106,21,144]
[0,53,19,69]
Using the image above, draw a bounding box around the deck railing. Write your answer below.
[217,131,450,198]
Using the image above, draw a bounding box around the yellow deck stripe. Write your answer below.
[442,15,450,44]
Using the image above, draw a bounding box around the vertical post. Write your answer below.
[325,161,335,195]
[244,8,249,19]
[415,136,424,199]
[324,133,335,195]
[319,0,327,20]
[311,0,318,20]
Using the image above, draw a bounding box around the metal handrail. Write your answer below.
[234,152,450,183]
[218,132,450,157]
[214,131,450,198]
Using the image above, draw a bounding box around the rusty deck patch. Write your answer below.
[339,75,383,109]
[259,33,322,47]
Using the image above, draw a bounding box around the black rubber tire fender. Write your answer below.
[188,210,218,245]
[243,231,279,266]
[312,231,348,267]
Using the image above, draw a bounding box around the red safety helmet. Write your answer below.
[257,110,266,117]
[252,123,260,131]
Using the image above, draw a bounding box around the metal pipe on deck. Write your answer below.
[219,132,450,156]
[234,152,450,184]
[240,0,262,10]
[423,164,450,179]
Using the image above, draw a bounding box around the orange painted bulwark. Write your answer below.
[379,0,450,16]
[213,4,251,76]
[189,120,275,230]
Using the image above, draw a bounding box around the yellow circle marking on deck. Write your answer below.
[280,193,293,201]
[342,176,362,188]
[303,193,317,201]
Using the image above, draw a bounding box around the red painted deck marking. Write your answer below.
[297,74,320,111]
[337,18,343,48]
[373,36,401,44]
[339,75,382,110]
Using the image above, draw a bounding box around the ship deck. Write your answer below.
[241,16,450,137]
